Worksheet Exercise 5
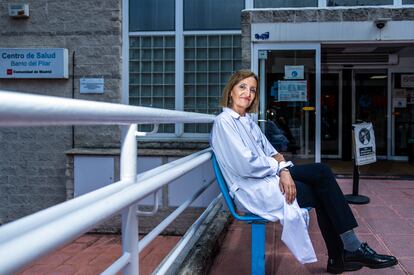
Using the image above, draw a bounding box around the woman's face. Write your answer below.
[230,76,257,115]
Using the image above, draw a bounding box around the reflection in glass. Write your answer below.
[129,0,175,31]
[321,73,340,156]
[255,0,317,8]
[327,0,392,6]
[354,70,387,155]
[184,0,244,30]
[262,50,316,161]
[392,73,414,156]
[184,35,242,133]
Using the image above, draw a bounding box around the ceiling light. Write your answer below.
[370,75,387,79]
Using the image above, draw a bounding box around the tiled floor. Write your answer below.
[19,178,414,274]
[18,235,181,275]
[209,179,414,275]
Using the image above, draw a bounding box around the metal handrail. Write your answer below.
[0,91,217,275]
[0,148,212,244]
[0,90,215,126]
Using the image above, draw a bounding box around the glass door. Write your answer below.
[253,44,321,162]
[391,72,414,159]
[321,71,342,158]
[353,69,388,156]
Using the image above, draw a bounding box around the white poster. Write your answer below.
[278,80,307,102]
[0,48,68,78]
[401,74,414,88]
[353,123,376,166]
[80,78,104,94]
[285,65,304,80]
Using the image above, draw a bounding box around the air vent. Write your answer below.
[322,54,397,65]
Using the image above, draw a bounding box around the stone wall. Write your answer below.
[0,0,122,224]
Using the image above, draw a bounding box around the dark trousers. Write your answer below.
[289,163,358,258]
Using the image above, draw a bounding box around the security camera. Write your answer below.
[374,18,391,29]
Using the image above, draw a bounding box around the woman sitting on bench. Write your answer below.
[210,70,398,274]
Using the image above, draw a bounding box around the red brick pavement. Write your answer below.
[209,178,414,275]
[18,178,414,274]
[18,235,180,275]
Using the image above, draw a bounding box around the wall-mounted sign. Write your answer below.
[258,50,268,60]
[353,122,376,166]
[0,48,68,79]
[80,78,104,94]
[277,80,307,102]
[285,65,304,80]
[254,32,269,40]
[401,74,414,87]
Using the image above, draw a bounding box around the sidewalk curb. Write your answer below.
[177,204,232,275]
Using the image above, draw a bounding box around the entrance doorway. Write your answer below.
[321,69,388,160]
[253,44,321,162]
[254,43,414,164]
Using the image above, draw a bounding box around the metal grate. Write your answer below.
[129,36,176,133]
[184,34,242,133]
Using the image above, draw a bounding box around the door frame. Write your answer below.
[388,67,411,161]
[252,43,321,162]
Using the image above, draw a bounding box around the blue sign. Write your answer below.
[255,32,269,40]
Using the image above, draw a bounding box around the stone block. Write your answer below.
[368,8,393,21]
[342,8,369,22]
[271,10,295,23]
[317,9,342,22]
[295,10,318,22]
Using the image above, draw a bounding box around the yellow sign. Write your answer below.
[302,106,315,111]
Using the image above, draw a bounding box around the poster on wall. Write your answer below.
[277,80,307,102]
[353,122,376,166]
[408,90,414,104]
[401,74,414,88]
[0,48,68,78]
[284,65,304,80]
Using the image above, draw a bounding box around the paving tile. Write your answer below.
[28,252,72,269]
[364,218,414,234]
[18,179,414,275]
[378,195,414,206]
[52,264,78,275]
[380,234,414,258]
[391,205,414,219]
[353,217,372,234]
[58,242,89,255]
[19,264,52,274]
[398,258,414,274]
[352,205,398,220]
[351,265,404,274]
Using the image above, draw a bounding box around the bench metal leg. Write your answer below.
[251,222,266,275]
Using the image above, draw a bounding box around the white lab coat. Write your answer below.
[210,108,317,264]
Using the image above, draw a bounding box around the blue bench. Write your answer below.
[211,154,268,275]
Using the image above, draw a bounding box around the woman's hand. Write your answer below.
[279,170,296,204]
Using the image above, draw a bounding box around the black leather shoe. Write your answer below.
[327,257,362,274]
[344,243,398,269]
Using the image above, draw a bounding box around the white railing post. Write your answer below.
[120,124,139,275]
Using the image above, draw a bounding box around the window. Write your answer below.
[255,0,317,8]
[184,0,244,30]
[129,0,175,31]
[327,0,392,6]
[184,35,242,133]
[403,0,414,3]
[129,36,175,133]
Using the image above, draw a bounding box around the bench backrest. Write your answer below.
[211,154,267,223]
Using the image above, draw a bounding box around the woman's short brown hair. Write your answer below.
[219,70,260,113]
